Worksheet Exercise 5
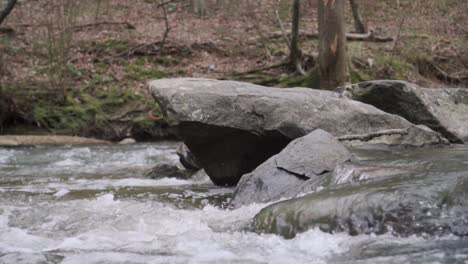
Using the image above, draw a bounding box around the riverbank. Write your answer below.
[1,142,467,263]
[0,88,177,141]
[0,135,112,146]
[0,0,466,139]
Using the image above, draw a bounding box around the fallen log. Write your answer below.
[0,135,110,146]
[72,21,136,32]
[249,30,394,44]
[9,21,136,31]
[337,129,409,142]
[0,26,14,35]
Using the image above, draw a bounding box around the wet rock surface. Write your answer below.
[145,163,194,180]
[330,163,411,185]
[253,146,468,239]
[149,78,446,186]
[345,80,468,143]
[231,129,352,207]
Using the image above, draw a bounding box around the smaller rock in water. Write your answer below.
[145,163,193,180]
[118,138,137,145]
[176,143,201,171]
[231,129,352,207]
[54,188,70,198]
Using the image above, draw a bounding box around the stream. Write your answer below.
[0,142,467,263]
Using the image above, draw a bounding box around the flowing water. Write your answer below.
[0,142,467,264]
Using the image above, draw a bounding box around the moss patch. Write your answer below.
[15,89,168,140]
[125,63,167,80]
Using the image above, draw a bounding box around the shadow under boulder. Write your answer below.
[178,122,290,186]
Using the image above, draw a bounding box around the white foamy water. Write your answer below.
[0,149,17,164]
[1,143,179,177]
[0,143,467,264]
[0,194,355,264]
[0,177,205,194]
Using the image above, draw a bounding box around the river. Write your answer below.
[0,142,467,263]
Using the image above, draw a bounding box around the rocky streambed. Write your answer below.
[1,142,467,263]
[149,78,467,263]
[1,78,467,263]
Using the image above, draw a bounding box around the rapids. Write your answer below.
[0,142,467,263]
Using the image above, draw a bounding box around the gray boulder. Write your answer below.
[344,80,468,143]
[149,78,446,186]
[232,129,352,207]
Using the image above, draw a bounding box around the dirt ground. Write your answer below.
[1,0,467,90]
[0,0,467,139]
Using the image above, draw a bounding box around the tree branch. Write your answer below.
[250,30,394,43]
[337,129,409,142]
[71,21,136,32]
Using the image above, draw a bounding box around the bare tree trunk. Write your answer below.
[193,0,207,17]
[0,0,17,26]
[349,0,367,34]
[317,0,350,90]
[159,0,171,52]
[290,0,305,74]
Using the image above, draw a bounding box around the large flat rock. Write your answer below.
[346,80,468,143]
[149,78,446,186]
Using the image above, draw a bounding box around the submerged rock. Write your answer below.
[231,129,352,207]
[345,80,468,143]
[253,168,468,239]
[145,163,193,180]
[331,163,411,185]
[149,78,446,186]
[118,138,137,145]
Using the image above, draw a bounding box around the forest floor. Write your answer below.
[0,0,467,141]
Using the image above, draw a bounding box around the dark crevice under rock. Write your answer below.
[275,166,311,181]
[177,122,291,186]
